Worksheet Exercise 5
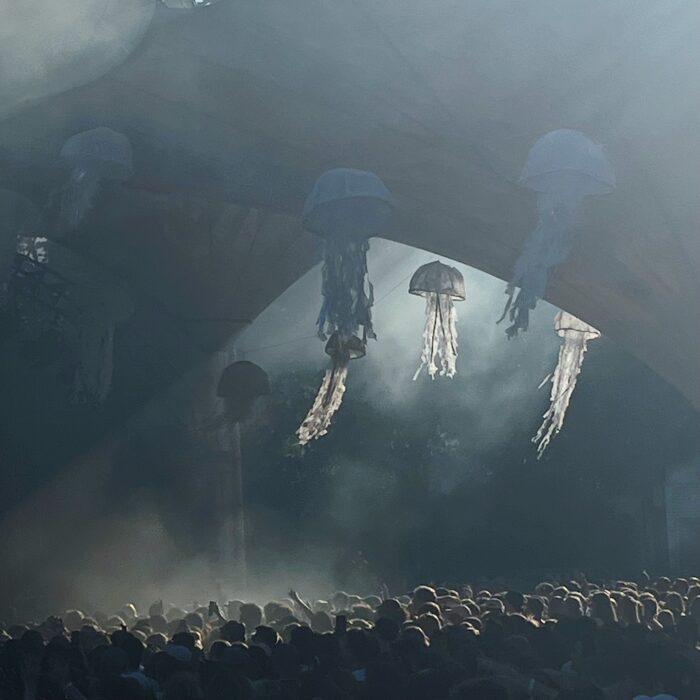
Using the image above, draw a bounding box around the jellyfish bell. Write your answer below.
[533,310,601,458]
[58,127,134,232]
[324,332,366,362]
[409,260,465,380]
[302,168,393,240]
[554,310,602,342]
[61,127,134,182]
[217,360,270,423]
[520,129,615,197]
[409,260,466,301]
[500,129,614,337]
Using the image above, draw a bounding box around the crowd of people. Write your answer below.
[1,575,699,699]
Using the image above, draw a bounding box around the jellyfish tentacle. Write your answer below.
[60,168,103,232]
[533,311,600,458]
[72,318,114,404]
[428,294,439,379]
[318,236,374,342]
[296,357,349,446]
[438,293,458,376]
[443,297,458,357]
[414,293,437,380]
[413,291,459,380]
[57,127,133,234]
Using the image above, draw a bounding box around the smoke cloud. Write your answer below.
[1,0,155,118]
[240,239,560,453]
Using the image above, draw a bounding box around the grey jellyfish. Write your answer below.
[533,310,601,458]
[499,129,614,337]
[45,241,133,404]
[58,127,133,232]
[0,191,37,304]
[296,168,393,445]
[409,261,466,380]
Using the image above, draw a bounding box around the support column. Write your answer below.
[189,343,247,595]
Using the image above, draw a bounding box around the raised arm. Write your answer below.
[289,589,314,621]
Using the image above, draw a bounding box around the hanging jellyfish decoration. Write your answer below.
[409,261,465,380]
[217,360,270,423]
[533,310,601,458]
[499,129,615,337]
[0,191,37,303]
[295,168,393,446]
[296,333,366,444]
[57,127,133,232]
[45,241,133,404]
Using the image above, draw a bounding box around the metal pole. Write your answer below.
[230,419,247,590]
[213,344,247,594]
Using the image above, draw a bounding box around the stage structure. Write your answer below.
[2,0,700,603]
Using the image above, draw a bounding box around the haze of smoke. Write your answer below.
[239,239,561,453]
[1,0,155,117]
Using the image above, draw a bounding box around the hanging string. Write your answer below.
[239,264,421,356]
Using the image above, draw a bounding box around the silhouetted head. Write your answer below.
[655,577,672,594]
[171,631,197,652]
[239,604,262,632]
[412,586,437,607]
[310,611,333,634]
[664,591,685,617]
[589,593,617,625]
[673,577,689,596]
[183,612,204,631]
[332,592,349,611]
[373,617,400,643]
[375,599,407,626]
[219,620,245,644]
[415,613,441,639]
[564,595,584,619]
[525,596,545,621]
[112,631,144,671]
[690,595,700,622]
[617,595,641,626]
[251,625,279,651]
[504,591,525,614]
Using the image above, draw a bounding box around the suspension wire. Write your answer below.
[238,256,429,356]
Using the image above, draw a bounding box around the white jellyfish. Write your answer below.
[296,334,364,445]
[58,127,133,232]
[533,310,601,458]
[409,261,466,380]
[500,129,614,337]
